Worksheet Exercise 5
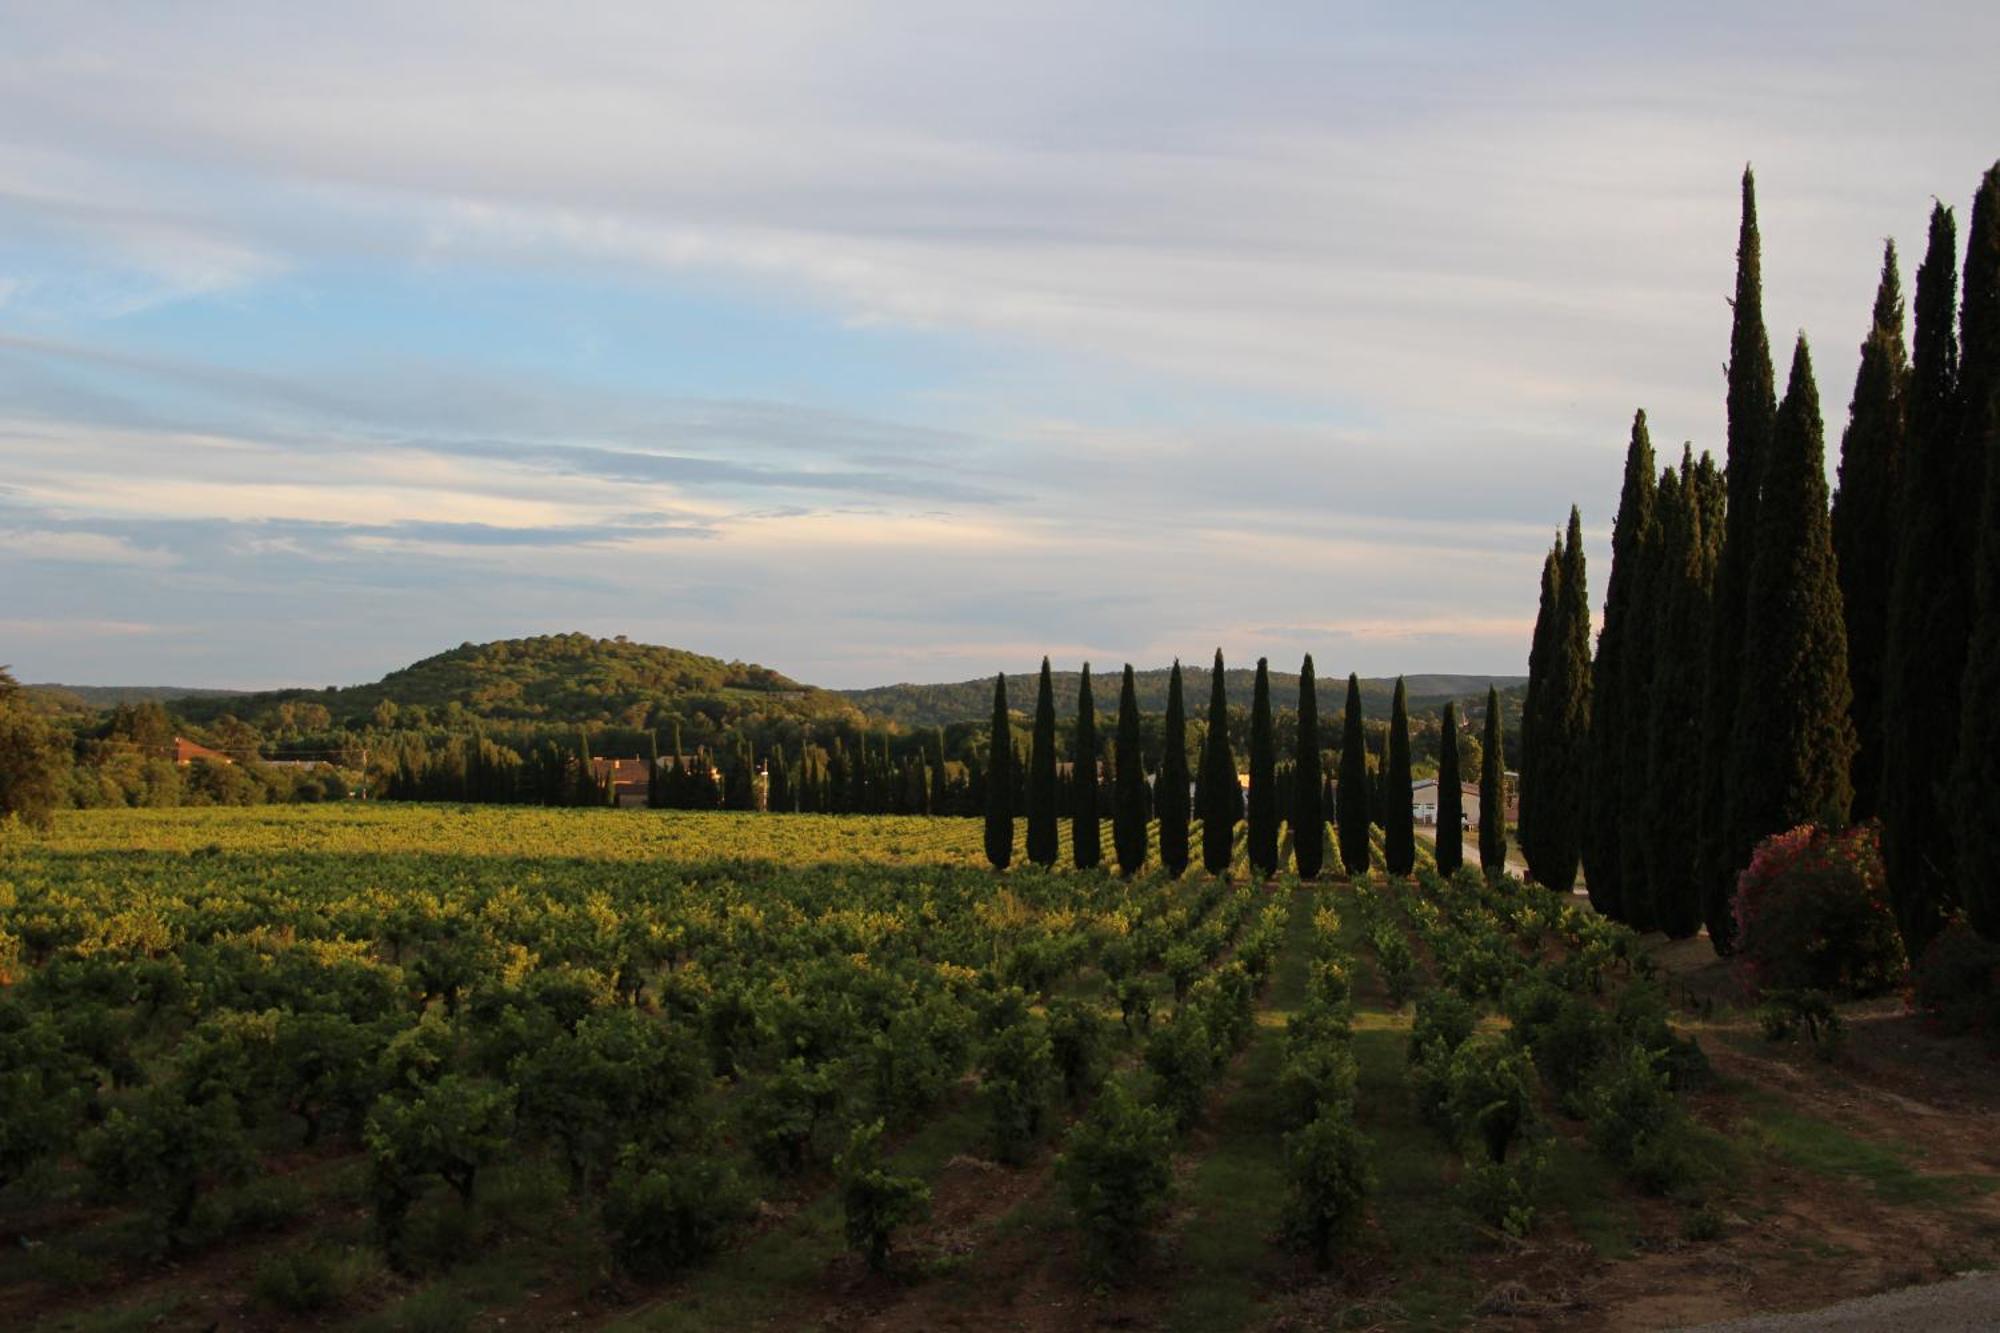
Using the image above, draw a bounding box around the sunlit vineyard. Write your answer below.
[3,806,1996,1333]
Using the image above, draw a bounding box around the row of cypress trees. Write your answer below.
[980,652,1509,880]
[1538,162,2000,962]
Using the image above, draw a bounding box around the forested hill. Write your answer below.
[842,668,1526,728]
[169,634,863,732]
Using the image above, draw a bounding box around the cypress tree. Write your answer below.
[1883,203,1965,957]
[1435,701,1463,876]
[1383,677,1415,875]
[984,674,1013,870]
[1336,673,1369,876]
[1585,412,1656,921]
[1698,166,1779,953]
[1027,657,1059,867]
[645,729,662,809]
[1247,657,1278,877]
[1199,650,1238,876]
[1952,162,2000,940]
[1830,241,1909,822]
[1726,337,1857,869]
[931,726,949,815]
[1549,511,1592,891]
[1292,654,1326,880]
[1479,687,1507,876]
[1519,542,1561,878]
[1073,664,1102,870]
[1158,660,1192,877]
[1645,450,1718,939]
[1114,664,1147,876]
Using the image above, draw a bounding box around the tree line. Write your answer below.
[1517,161,2000,973]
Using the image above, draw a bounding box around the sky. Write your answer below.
[2,3,1996,690]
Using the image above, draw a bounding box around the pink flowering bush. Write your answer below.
[1733,823,1903,999]
[1909,923,2000,1043]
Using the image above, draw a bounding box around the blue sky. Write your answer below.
[2,2,1996,689]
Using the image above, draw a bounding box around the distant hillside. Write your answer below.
[843,668,1527,729]
[170,634,864,732]
[29,684,250,707]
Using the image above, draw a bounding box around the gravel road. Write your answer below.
[1681,1273,2000,1331]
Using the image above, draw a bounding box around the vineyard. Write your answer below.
[3,807,1998,1332]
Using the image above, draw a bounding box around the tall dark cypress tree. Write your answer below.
[931,726,949,815]
[1114,664,1147,877]
[1952,162,2000,941]
[1027,657,1059,867]
[645,729,662,809]
[1527,511,1592,893]
[1519,541,1561,878]
[1200,650,1238,876]
[1435,701,1463,876]
[1247,657,1278,877]
[1585,412,1656,921]
[1645,450,1717,938]
[1073,664,1102,871]
[1383,677,1415,875]
[1727,337,1857,873]
[1698,167,1779,953]
[1523,515,1590,893]
[1831,241,1909,823]
[1336,673,1370,876]
[1158,660,1192,877]
[1292,654,1326,880]
[1479,687,1508,876]
[984,674,1014,870]
[1883,203,1965,958]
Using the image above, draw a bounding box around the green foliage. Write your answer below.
[1072,664,1102,871]
[1058,1081,1175,1277]
[1461,1141,1547,1237]
[1644,450,1719,939]
[1479,688,1508,875]
[1158,660,1192,877]
[1337,674,1370,876]
[1383,677,1416,875]
[1145,1010,1217,1132]
[740,1057,840,1175]
[1585,411,1656,923]
[1585,1046,1698,1194]
[601,1152,751,1279]
[838,1119,931,1273]
[1280,1041,1358,1131]
[1522,511,1591,893]
[1199,649,1238,876]
[985,673,1013,870]
[1046,998,1106,1102]
[1027,658,1059,868]
[1443,1037,1537,1164]
[982,1017,1055,1163]
[1727,339,1857,879]
[1407,989,1476,1067]
[0,669,68,828]
[1699,167,1780,955]
[1955,163,2000,941]
[1757,989,1846,1060]
[1247,658,1278,876]
[1113,665,1148,876]
[1434,699,1462,877]
[1281,1109,1372,1267]
[81,1083,252,1248]
[1370,922,1416,1007]
[1293,654,1326,880]
[366,1075,515,1269]
[252,1246,384,1314]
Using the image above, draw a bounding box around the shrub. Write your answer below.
[1115,975,1153,1035]
[1461,1141,1546,1237]
[1144,1012,1216,1132]
[1046,999,1106,1102]
[1444,1037,1536,1163]
[1506,980,1612,1115]
[1585,1045,1698,1194]
[1281,1108,1372,1267]
[1733,824,1903,999]
[1408,990,1476,1065]
[982,1018,1055,1163]
[1279,1041,1358,1130]
[739,1058,839,1175]
[1371,925,1417,1006]
[1058,1082,1174,1277]
[1909,923,2000,1043]
[252,1245,382,1313]
[1757,989,1845,1060]
[837,1120,930,1273]
[601,1152,750,1278]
